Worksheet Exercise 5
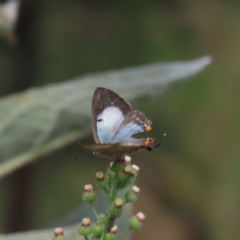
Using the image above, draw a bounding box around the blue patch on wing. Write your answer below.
[111,122,144,143]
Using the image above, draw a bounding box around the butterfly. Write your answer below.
[82,87,161,158]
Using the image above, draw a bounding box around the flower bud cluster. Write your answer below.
[108,156,139,191]
[77,155,145,239]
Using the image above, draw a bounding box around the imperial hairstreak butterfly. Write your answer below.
[82,87,160,158]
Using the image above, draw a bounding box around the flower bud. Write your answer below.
[116,165,132,181]
[132,165,139,174]
[78,218,92,236]
[53,228,66,240]
[106,165,116,179]
[125,185,140,203]
[99,212,108,225]
[92,222,103,238]
[109,198,123,217]
[96,172,109,188]
[105,233,114,240]
[110,225,118,235]
[125,168,136,185]
[125,156,131,165]
[126,165,139,185]
[111,155,126,173]
[129,212,145,230]
[82,184,97,204]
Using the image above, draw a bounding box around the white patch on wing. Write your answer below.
[97,106,124,144]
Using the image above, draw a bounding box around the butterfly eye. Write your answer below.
[147,146,153,151]
[146,141,163,151]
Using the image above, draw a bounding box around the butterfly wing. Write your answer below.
[92,87,131,144]
[111,110,152,143]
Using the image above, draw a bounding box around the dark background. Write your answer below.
[0,0,240,240]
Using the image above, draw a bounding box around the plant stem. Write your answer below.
[115,228,131,238]
[90,204,102,224]
[101,177,119,240]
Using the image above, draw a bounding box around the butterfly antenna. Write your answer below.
[151,140,162,149]
[71,142,89,161]
[150,133,166,150]
[154,133,167,148]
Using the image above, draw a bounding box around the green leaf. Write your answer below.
[0,56,211,179]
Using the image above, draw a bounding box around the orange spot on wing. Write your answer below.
[145,125,152,131]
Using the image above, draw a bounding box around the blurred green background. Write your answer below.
[0,0,239,240]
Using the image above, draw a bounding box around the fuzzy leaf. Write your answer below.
[0,56,211,179]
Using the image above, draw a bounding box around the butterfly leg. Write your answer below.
[102,157,113,167]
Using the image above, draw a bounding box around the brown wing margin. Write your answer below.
[91,87,132,143]
[122,110,152,130]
